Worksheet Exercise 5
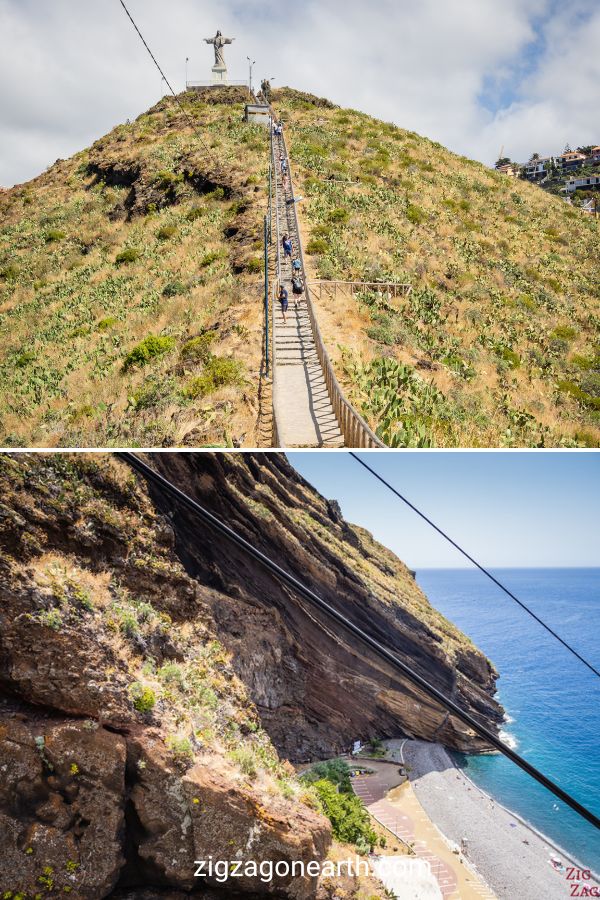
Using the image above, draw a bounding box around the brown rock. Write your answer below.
[0,713,126,898]
[127,735,330,897]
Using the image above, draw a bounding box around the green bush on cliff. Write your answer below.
[130,683,156,713]
[122,335,176,371]
[302,758,353,792]
[312,778,377,852]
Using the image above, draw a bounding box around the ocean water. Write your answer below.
[415,568,600,869]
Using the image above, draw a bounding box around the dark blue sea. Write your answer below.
[416,568,600,869]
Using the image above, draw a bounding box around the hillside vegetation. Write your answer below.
[2,450,488,897]
[274,89,600,447]
[0,89,269,448]
[2,85,597,447]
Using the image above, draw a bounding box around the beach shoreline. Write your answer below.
[389,739,599,900]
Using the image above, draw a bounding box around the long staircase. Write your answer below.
[271,131,343,446]
[270,127,384,448]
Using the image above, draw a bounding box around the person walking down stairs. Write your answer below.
[278,284,289,324]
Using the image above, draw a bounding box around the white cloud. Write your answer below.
[0,0,598,186]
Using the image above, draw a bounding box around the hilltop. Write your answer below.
[0,452,502,896]
[1,86,598,447]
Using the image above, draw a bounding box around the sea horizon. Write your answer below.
[415,567,600,869]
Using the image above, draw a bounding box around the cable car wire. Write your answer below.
[350,452,600,681]
[117,451,600,833]
[117,0,221,170]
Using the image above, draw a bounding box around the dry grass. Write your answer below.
[274,88,600,447]
[0,92,271,448]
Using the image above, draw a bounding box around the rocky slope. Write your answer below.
[0,452,504,897]
[145,453,504,759]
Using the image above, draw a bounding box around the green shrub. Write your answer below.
[302,759,353,792]
[130,683,156,713]
[123,335,176,371]
[157,225,177,241]
[312,779,376,852]
[45,229,66,243]
[544,226,560,239]
[571,353,600,371]
[154,170,184,189]
[574,429,599,448]
[200,250,223,268]
[550,325,577,341]
[129,378,170,410]
[38,609,63,631]
[97,317,117,331]
[581,372,600,398]
[157,662,185,687]
[15,351,36,368]
[166,735,194,760]
[181,332,216,364]
[116,248,142,265]
[304,177,320,194]
[245,257,262,274]
[500,348,521,369]
[187,206,205,222]
[185,356,243,399]
[406,204,426,225]
[367,323,395,345]
[163,280,186,297]
[229,747,258,779]
[306,238,328,255]
[328,207,349,224]
[0,264,20,281]
[206,187,225,201]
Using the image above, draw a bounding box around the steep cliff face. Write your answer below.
[0,454,330,899]
[0,451,504,898]
[146,453,504,761]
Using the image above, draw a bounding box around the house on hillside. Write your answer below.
[590,146,600,164]
[523,156,553,180]
[557,150,587,172]
[496,162,521,177]
[563,175,600,193]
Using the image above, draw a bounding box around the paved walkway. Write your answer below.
[349,759,496,900]
[272,131,343,447]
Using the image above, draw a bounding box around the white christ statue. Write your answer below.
[204,30,235,70]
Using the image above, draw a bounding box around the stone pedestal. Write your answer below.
[212,66,228,85]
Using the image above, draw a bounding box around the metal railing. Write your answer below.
[308,280,412,301]
[278,131,386,449]
[186,80,250,88]
[270,123,283,448]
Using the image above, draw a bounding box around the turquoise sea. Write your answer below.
[416,568,600,869]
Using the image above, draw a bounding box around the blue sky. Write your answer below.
[1,0,599,186]
[287,452,600,569]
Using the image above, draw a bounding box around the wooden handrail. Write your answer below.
[270,123,284,448]
[279,131,385,449]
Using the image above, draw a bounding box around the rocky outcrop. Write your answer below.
[0,708,126,897]
[147,453,504,759]
[0,454,330,898]
[0,452,503,897]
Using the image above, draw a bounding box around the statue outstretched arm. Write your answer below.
[225,37,235,44]
[204,38,214,44]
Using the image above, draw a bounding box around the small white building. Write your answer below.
[523,157,553,179]
[244,104,271,127]
[563,175,600,193]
